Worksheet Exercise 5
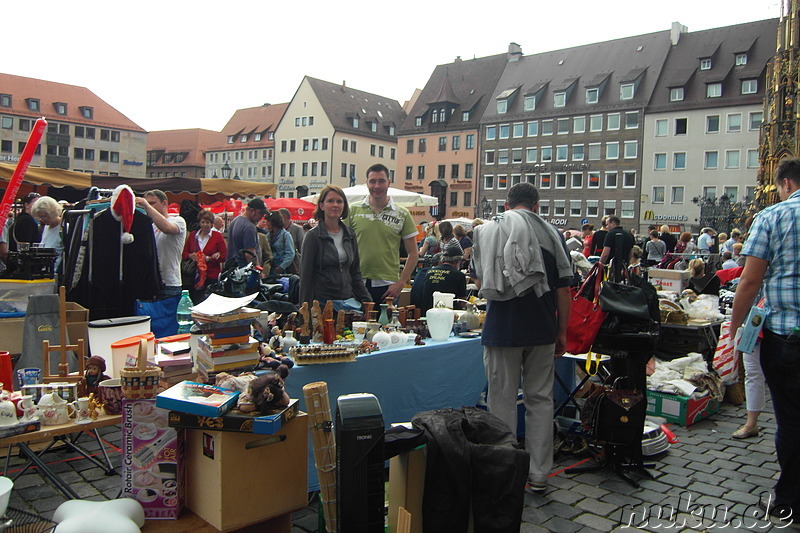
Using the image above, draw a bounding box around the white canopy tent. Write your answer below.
[302,185,438,207]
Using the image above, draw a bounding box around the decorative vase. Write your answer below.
[372,330,391,349]
[426,307,455,342]
[366,321,381,342]
[281,330,299,352]
[460,304,481,331]
[378,304,390,327]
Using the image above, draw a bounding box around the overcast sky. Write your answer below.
[4,0,779,133]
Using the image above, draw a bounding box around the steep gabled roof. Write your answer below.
[0,73,145,132]
[206,102,288,151]
[147,129,220,167]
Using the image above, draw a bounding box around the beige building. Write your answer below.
[0,73,147,176]
[273,76,405,198]
[147,128,219,179]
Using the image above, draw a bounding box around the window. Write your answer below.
[588,172,600,189]
[540,174,551,189]
[620,83,634,100]
[625,112,639,129]
[312,138,319,151]
[526,147,538,163]
[509,174,520,186]
[99,150,110,162]
[498,149,509,165]
[705,151,719,169]
[466,134,475,149]
[451,164,459,179]
[352,117,359,128]
[555,173,567,189]
[512,148,523,163]
[18,119,30,131]
[571,173,583,189]
[302,162,309,177]
[621,200,635,218]
[541,146,553,162]
[485,151,495,165]
[406,139,413,154]
[675,118,687,135]
[725,150,740,169]
[484,175,494,189]
[418,139,426,152]
[499,124,510,138]
[700,58,712,70]
[655,119,668,136]
[671,186,685,204]
[289,163,296,177]
[0,94,10,107]
[707,83,722,98]
[525,173,535,184]
[295,117,301,127]
[586,200,599,217]
[390,148,395,159]
[303,139,310,151]
[513,123,525,138]
[438,165,446,179]
[654,153,667,170]
[605,142,619,160]
[554,92,566,107]
[280,163,286,177]
[623,140,637,158]
[74,148,83,159]
[653,186,665,203]
[586,88,599,104]
[1,117,11,129]
[590,115,602,132]
[449,192,458,207]
[554,200,566,216]
[604,200,618,216]
[573,116,585,133]
[541,120,553,136]
[26,98,39,111]
[724,186,739,201]
[415,117,422,127]
[527,121,539,136]
[588,143,601,160]
[84,149,95,160]
[556,145,568,161]
[462,110,471,121]
[607,113,620,130]
[486,126,496,140]
[741,79,757,95]
[321,162,328,176]
[281,140,288,152]
[464,191,472,206]
[735,53,748,66]
[706,115,720,133]
[673,152,686,170]
[418,166,425,180]
[670,87,684,101]
[0,141,10,153]
[438,136,447,151]
[498,175,508,189]
[405,166,413,179]
[452,135,461,150]
[749,112,763,131]
[100,129,110,141]
[465,163,474,179]
[291,140,298,152]
[370,122,377,132]
[572,144,584,161]
[605,172,618,188]
[570,200,582,217]
[539,200,550,216]
[747,149,758,169]
[55,102,67,115]
[727,114,742,133]
[524,96,536,111]
[496,99,508,114]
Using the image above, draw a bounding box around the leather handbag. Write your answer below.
[584,377,645,445]
[566,263,607,355]
[599,278,650,322]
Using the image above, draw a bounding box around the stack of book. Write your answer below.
[155,342,196,385]
[193,307,261,381]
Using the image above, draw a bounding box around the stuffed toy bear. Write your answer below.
[249,364,290,413]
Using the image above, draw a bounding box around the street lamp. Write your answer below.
[221,162,232,180]
[481,196,492,219]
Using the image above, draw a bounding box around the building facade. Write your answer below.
[147,129,219,179]
[273,76,405,198]
[0,73,146,176]
[205,103,288,184]
[398,54,508,222]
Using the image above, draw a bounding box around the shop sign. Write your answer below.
[521,163,590,173]
[642,210,688,222]
[451,211,471,217]
[0,155,20,162]
[408,209,425,216]
[450,183,471,190]
[123,160,143,166]
[404,183,424,191]
[549,218,568,226]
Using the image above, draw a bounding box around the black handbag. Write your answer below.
[584,377,645,445]
[180,257,197,289]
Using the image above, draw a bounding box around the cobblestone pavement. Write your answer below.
[3,397,780,532]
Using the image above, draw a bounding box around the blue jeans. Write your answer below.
[760,328,800,512]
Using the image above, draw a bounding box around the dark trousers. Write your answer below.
[761,328,800,512]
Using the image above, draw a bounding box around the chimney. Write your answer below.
[670,21,687,45]
[508,42,522,62]
[455,55,462,62]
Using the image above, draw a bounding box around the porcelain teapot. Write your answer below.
[36,392,74,426]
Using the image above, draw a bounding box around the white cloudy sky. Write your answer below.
[5,0,778,132]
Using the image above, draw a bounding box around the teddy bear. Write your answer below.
[249,365,290,413]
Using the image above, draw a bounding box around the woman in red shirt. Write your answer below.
[182,209,227,303]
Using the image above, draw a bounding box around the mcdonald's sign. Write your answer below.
[642,210,688,222]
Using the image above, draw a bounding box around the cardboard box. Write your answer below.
[388,445,426,533]
[647,268,690,292]
[155,381,239,417]
[646,390,720,427]
[121,399,185,519]
[0,316,24,355]
[0,279,55,314]
[167,399,299,435]
[186,413,308,532]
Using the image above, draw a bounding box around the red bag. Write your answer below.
[566,263,607,355]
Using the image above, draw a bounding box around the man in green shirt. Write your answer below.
[344,163,419,302]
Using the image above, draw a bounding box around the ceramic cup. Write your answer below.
[352,321,368,342]
[98,378,123,415]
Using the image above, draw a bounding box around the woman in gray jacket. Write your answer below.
[299,185,372,309]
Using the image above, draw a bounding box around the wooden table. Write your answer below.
[0,413,121,499]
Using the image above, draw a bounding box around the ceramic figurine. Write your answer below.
[87,393,102,421]
[322,300,334,322]
[336,310,346,336]
[268,326,284,353]
[18,394,38,422]
[298,302,311,344]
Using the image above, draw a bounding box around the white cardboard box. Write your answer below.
[647,268,690,292]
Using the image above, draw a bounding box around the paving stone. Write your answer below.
[571,482,609,499]
[601,491,643,508]
[541,500,581,520]
[576,497,620,517]
[521,505,552,524]
[546,488,583,505]
[541,516,584,532]
[519,524,551,533]
[686,481,729,498]
[574,512,618,531]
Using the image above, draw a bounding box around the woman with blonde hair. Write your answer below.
[418,222,440,256]
[686,258,720,296]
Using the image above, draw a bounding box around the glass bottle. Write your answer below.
[387,308,402,331]
[177,290,194,334]
[378,304,390,327]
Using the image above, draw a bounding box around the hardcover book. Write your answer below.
[155,381,240,417]
[167,398,300,435]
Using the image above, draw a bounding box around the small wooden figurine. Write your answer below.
[336,310,346,336]
[311,300,324,343]
[298,302,311,344]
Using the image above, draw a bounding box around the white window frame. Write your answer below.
[570,200,582,217]
[706,115,720,133]
[703,186,717,200]
[747,149,758,169]
[573,116,586,133]
[623,140,638,159]
[607,113,621,131]
[538,200,550,216]
[586,200,599,217]
[539,173,551,189]
[557,118,570,135]
[653,186,665,204]
[704,151,719,169]
[671,186,685,204]
[589,115,603,132]
[527,121,539,136]
[623,171,636,188]
[673,152,686,170]
[588,143,601,161]
[707,83,722,98]
[486,125,496,140]
[524,96,536,111]
[735,53,748,66]
[499,124,510,139]
[725,150,741,169]
[512,123,524,138]
[554,91,566,107]
[621,200,635,219]
[603,200,617,216]
[541,146,553,162]
[700,58,712,70]
[749,112,763,131]
[496,99,508,114]
[655,119,668,136]
[571,173,583,189]
[497,174,508,189]
[605,142,619,160]
[556,145,568,161]
[654,153,667,170]
[541,120,553,136]
[588,172,600,189]
[670,87,684,101]
[620,83,634,100]
[727,113,742,133]
[485,150,495,165]
[555,173,567,189]
[724,186,739,201]
[586,88,599,104]
[497,149,509,165]
[572,144,584,161]
[554,199,566,217]
[605,171,618,189]
[526,147,538,163]
[483,175,494,189]
[741,79,757,95]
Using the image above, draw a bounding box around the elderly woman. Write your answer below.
[265,211,294,275]
[31,196,63,272]
[299,185,371,309]
[182,209,227,303]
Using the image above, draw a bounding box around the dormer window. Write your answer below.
[462,110,470,121]
[254,133,262,141]
[741,79,757,94]
[352,117,359,128]
[553,92,566,108]
[388,125,395,135]
[370,122,377,132]
[268,132,274,140]
[524,96,536,111]
[670,87,684,101]
[0,94,10,108]
[227,135,235,144]
[240,134,248,142]
[54,102,67,115]
[496,99,508,114]
[415,116,423,127]
[79,106,93,119]
[439,108,446,122]
[707,83,722,98]
[700,58,712,70]
[735,53,748,66]
[26,98,40,112]
[586,88,599,104]
[620,84,634,100]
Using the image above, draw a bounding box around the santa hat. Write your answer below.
[110,185,135,244]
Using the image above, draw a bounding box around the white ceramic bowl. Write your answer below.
[0,476,13,516]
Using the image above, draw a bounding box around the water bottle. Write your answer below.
[177,290,194,334]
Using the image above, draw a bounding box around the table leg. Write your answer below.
[15,442,80,499]
[56,433,116,475]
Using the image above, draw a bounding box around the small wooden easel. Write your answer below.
[42,286,86,383]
